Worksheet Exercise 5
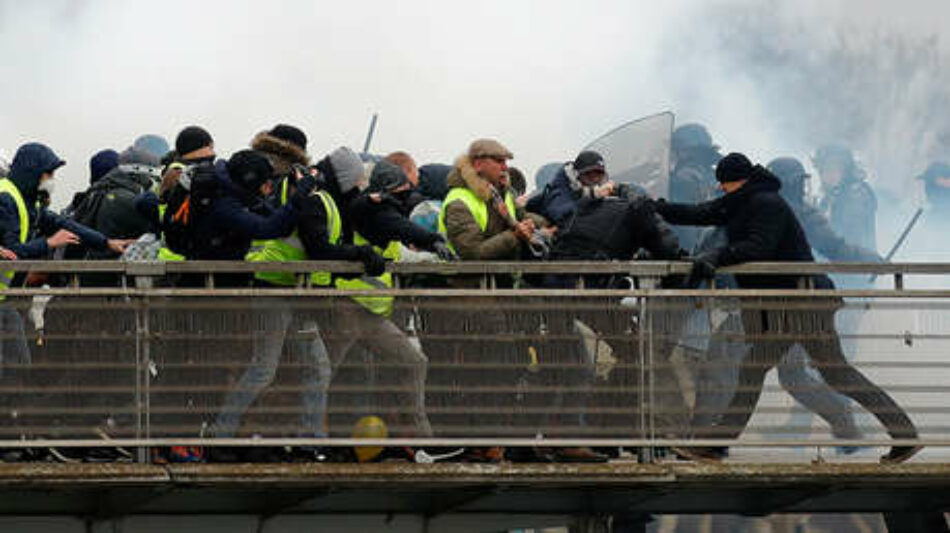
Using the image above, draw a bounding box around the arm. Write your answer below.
[356,204,443,250]
[443,200,520,260]
[655,196,730,226]
[39,208,109,250]
[213,198,297,240]
[298,198,370,262]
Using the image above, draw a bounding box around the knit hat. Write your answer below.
[89,149,120,184]
[715,152,754,183]
[328,146,366,195]
[175,126,214,157]
[119,146,161,167]
[918,161,950,183]
[572,150,606,175]
[269,124,307,151]
[227,150,274,196]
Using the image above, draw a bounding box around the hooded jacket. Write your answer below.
[657,165,828,289]
[441,155,524,260]
[0,143,109,259]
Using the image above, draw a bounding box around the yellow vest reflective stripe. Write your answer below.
[334,232,400,316]
[437,186,517,253]
[156,203,185,262]
[247,190,342,287]
[0,179,28,300]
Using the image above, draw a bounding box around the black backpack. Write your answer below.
[161,163,220,257]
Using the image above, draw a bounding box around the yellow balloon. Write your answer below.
[352,415,387,462]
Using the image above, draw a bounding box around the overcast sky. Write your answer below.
[1,0,949,208]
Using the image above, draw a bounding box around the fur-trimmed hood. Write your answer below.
[446,155,496,201]
[250,131,310,176]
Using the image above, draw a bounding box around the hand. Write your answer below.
[684,255,717,288]
[0,247,16,260]
[357,246,386,277]
[431,240,457,261]
[108,239,134,254]
[47,229,80,249]
[594,181,615,198]
[539,225,558,239]
[515,193,529,209]
[513,219,536,241]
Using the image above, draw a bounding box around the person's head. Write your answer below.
[89,149,119,184]
[919,161,950,206]
[133,134,170,161]
[175,126,215,162]
[767,157,810,206]
[572,150,607,187]
[385,151,419,187]
[813,143,855,189]
[368,160,413,204]
[507,167,527,196]
[226,149,275,204]
[317,146,367,198]
[9,142,65,201]
[468,139,513,188]
[671,123,720,166]
[251,124,310,179]
[715,152,754,194]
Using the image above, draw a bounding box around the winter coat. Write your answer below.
[348,193,443,252]
[0,144,108,259]
[250,130,310,178]
[656,166,830,290]
[75,165,157,258]
[552,195,681,261]
[183,160,297,261]
[441,155,524,261]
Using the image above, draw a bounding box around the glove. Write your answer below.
[356,245,386,277]
[684,254,717,288]
[431,240,457,261]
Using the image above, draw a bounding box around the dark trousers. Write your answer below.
[702,298,917,441]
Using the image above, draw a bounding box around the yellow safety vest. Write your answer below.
[0,179,28,301]
[334,233,401,317]
[437,186,517,253]
[246,185,342,287]
[156,203,185,262]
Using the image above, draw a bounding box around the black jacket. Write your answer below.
[657,166,830,289]
[348,193,443,251]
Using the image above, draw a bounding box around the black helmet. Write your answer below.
[813,143,855,171]
[227,149,273,196]
[672,124,714,151]
[767,157,809,205]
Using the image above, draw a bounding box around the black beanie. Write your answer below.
[270,124,307,151]
[226,150,274,195]
[715,152,754,183]
[175,126,214,157]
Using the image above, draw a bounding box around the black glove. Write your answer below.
[684,254,717,288]
[356,245,386,277]
[431,240,457,261]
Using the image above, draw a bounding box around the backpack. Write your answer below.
[161,163,220,257]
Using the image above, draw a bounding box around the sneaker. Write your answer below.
[880,446,923,464]
[670,446,728,462]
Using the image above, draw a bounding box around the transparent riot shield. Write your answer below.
[584,111,674,199]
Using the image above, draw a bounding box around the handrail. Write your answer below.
[4,259,950,275]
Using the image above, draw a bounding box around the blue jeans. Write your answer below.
[0,304,30,382]
[213,298,331,438]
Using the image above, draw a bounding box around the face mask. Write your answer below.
[38,178,55,196]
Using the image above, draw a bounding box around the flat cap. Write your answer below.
[468,139,513,160]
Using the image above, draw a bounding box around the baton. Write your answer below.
[869,207,923,282]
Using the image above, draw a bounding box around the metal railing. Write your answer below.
[0,260,948,462]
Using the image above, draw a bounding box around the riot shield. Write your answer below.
[584,111,674,199]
